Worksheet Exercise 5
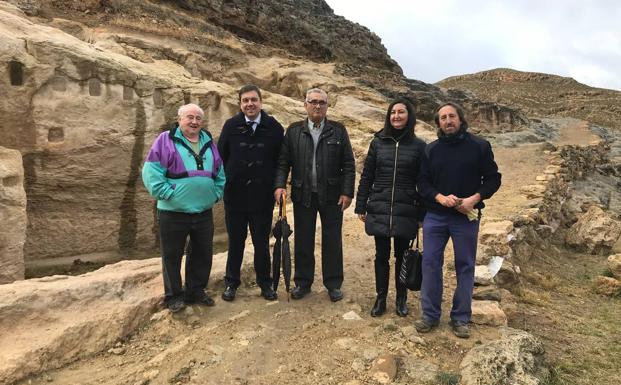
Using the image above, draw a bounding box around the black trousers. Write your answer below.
[158,209,214,304]
[223,206,273,289]
[373,236,409,295]
[292,193,344,290]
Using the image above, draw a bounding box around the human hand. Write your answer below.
[436,193,461,208]
[455,193,480,215]
[274,188,286,204]
[338,195,352,211]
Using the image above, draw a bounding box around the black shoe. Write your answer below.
[370,296,386,317]
[449,320,470,339]
[396,296,408,317]
[291,286,310,300]
[186,292,215,306]
[328,288,344,302]
[167,298,185,313]
[260,286,278,301]
[415,318,439,333]
[221,286,236,302]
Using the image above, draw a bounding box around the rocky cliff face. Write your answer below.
[0,146,27,283]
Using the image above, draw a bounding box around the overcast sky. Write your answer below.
[326,0,621,91]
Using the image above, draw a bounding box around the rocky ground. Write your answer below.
[6,119,619,385]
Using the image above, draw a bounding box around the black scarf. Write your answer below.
[437,123,468,144]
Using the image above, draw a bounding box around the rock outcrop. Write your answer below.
[460,328,547,385]
[0,259,162,384]
[0,146,26,283]
[566,205,621,254]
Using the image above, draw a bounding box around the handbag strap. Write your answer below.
[410,226,420,250]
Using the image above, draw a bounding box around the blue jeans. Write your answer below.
[420,211,479,323]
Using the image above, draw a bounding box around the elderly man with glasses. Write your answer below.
[142,103,226,313]
[274,88,355,302]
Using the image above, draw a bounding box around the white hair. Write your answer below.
[177,103,204,117]
[305,88,328,101]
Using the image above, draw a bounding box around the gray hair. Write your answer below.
[305,88,328,102]
[177,103,204,118]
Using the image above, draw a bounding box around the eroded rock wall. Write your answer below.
[0,6,236,262]
[0,146,27,283]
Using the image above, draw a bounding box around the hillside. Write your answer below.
[437,68,621,130]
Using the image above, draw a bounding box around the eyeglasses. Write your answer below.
[183,115,203,122]
[306,99,327,107]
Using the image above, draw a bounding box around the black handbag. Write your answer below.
[399,234,423,291]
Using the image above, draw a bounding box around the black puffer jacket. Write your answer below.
[275,119,355,207]
[355,127,426,238]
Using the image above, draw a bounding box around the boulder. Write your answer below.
[0,146,26,283]
[471,300,507,326]
[566,206,621,254]
[607,254,621,279]
[0,259,162,385]
[369,353,398,384]
[460,327,546,385]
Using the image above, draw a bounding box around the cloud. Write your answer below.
[326,0,621,90]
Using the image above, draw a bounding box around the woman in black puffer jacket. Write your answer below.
[355,98,426,317]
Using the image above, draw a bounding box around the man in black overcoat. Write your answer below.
[218,85,284,301]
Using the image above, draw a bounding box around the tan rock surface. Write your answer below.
[460,327,546,385]
[0,259,162,384]
[0,146,26,283]
[566,205,621,254]
[471,300,508,326]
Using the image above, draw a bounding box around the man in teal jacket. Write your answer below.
[142,103,225,313]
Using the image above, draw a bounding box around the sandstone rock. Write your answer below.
[607,254,621,279]
[369,353,397,384]
[0,8,238,264]
[478,220,513,257]
[566,206,621,254]
[473,287,502,302]
[0,259,162,384]
[474,265,494,286]
[471,300,507,326]
[520,184,547,199]
[460,328,546,385]
[595,276,621,297]
[0,146,26,283]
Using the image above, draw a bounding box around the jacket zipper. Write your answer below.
[389,140,399,233]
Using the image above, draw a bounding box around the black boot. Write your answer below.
[372,254,390,317]
[371,293,387,317]
[396,283,408,316]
